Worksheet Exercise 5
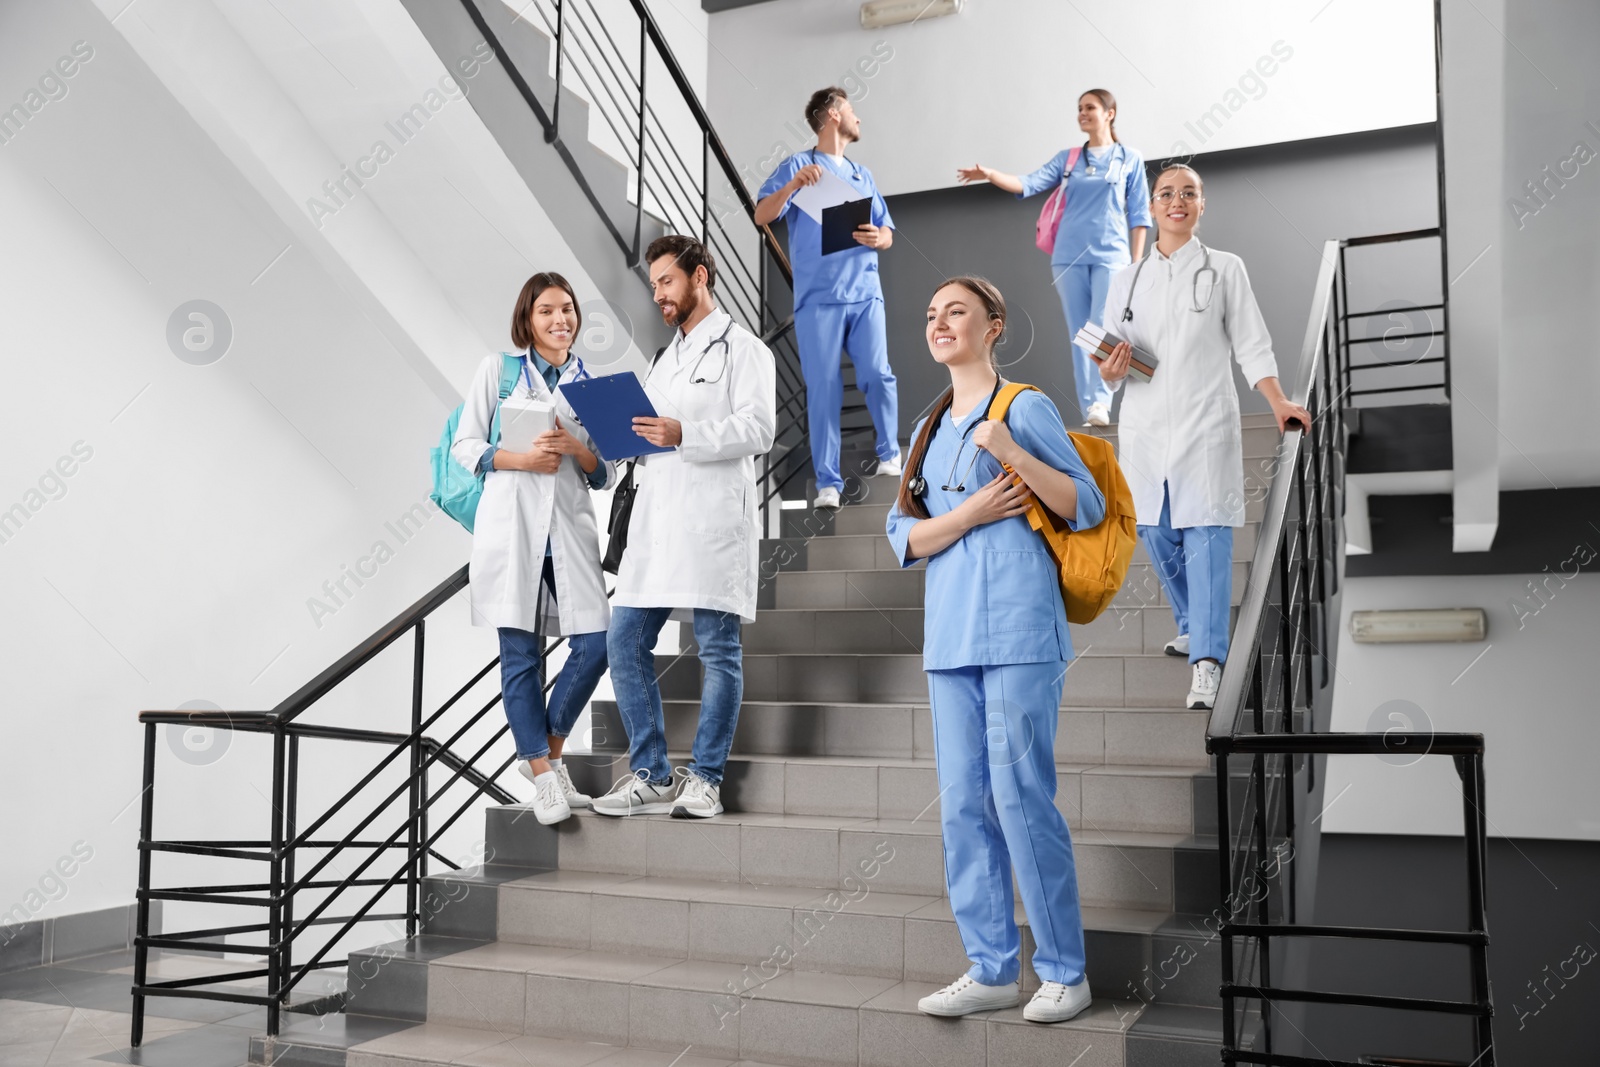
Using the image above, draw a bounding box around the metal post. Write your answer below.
[130,722,157,1048]
[267,727,285,1037]
[1215,749,1237,1053]
[633,25,647,265]
[701,130,709,242]
[1462,753,1495,1063]
[407,621,426,938]
[282,732,299,1010]
[547,0,565,144]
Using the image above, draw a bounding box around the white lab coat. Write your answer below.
[452,352,616,635]
[1103,239,1279,529]
[613,307,777,623]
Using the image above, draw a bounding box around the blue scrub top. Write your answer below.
[759,151,894,311]
[1018,142,1152,269]
[886,389,1106,670]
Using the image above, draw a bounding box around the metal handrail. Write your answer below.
[1202,232,1491,1064]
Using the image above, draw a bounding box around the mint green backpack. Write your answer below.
[430,354,521,533]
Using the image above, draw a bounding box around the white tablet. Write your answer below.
[497,398,555,453]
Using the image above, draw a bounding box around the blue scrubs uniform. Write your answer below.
[886,389,1106,987]
[760,151,900,491]
[1140,482,1233,664]
[1018,143,1152,420]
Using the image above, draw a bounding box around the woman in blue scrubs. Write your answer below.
[886,276,1106,1024]
[958,89,1151,427]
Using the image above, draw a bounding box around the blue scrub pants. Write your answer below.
[1052,263,1119,419]
[927,660,1086,987]
[795,298,899,492]
[1138,483,1233,664]
[607,606,743,786]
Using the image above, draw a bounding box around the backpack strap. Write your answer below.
[987,381,1042,425]
[497,352,522,399]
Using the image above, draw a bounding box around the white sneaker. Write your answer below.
[1084,403,1111,427]
[1164,634,1190,657]
[877,453,903,478]
[1187,660,1222,709]
[591,769,676,817]
[554,763,591,809]
[526,769,571,826]
[671,767,724,819]
[916,974,1020,1017]
[1024,978,1092,1023]
[814,487,842,510]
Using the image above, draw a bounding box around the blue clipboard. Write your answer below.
[558,371,673,462]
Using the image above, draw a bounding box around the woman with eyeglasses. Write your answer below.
[1100,164,1310,710]
[958,88,1151,428]
[452,272,615,825]
[886,276,1106,1024]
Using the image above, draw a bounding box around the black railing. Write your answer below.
[130,568,547,1043]
[1204,237,1492,1064]
[455,0,872,522]
[1335,227,1449,404]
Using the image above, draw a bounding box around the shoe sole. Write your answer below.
[917,996,1020,1017]
[1163,646,1188,657]
[566,797,593,810]
[532,806,572,826]
[670,803,725,819]
[591,800,675,817]
[1187,695,1215,710]
[1023,999,1092,1024]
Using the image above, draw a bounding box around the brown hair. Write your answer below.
[1080,88,1119,142]
[1153,162,1203,192]
[805,86,848,134]
[510,272,581,351]
[645,234,717,290]
[895,276,1008,520]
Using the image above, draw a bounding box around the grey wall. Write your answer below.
[1302,834,1600,1064]
[870,123,1441,429]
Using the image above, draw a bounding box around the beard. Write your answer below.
[660,287,700,328]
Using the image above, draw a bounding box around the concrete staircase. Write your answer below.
[255,416,1278,1067]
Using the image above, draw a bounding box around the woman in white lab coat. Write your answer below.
[1100,165,1309,710]
[452,272,616,825]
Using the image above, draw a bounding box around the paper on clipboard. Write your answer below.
[789,168,860,223]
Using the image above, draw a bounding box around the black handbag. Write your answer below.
[600,345,666,575]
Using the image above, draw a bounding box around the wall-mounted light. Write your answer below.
[860,0,962,30]
[1349,608,1488,644]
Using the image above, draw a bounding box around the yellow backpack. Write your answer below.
[989,383,1136,625]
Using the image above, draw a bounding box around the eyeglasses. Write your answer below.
[1152,190,1202,204]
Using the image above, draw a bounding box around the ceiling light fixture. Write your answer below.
[1348,608,1488,645]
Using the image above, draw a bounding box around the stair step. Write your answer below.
[780,494,1267,539]
[345,940,1151,1066]
[565,751,1201,833]
[587,700,1212,768]
[762,522,1258,574]
[764,561,1249,612]
[652,650,1201,708]
[480,808,1205,913]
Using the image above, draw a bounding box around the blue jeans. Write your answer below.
[497,628,610,761]
[1052,262,1119,418]
[1138,482,1233,664]
[607,606,744,786]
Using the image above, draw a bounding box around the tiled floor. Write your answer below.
[0,951,275,1067]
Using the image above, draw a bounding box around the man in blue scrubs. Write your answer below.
[756,87,900,509]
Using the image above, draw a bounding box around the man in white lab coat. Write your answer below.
[595,235,777,819]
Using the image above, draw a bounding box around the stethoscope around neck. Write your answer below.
[688,319,735,384]
[522,351,591,394]
[906,376,1004,498]
[1120,239,1218,321]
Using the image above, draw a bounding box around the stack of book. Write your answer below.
[1075,323,1159,383]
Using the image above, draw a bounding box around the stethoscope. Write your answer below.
[522,351,591,395]
[906,377,1004,499]
[1120,239,1218,321]
[687,320,736,384]
[810,147,862,182]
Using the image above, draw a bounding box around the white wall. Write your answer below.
[0,0,626,935]
[1323,573,1600,841]
[705,0,1436,197]
[1497,0,1600,490]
